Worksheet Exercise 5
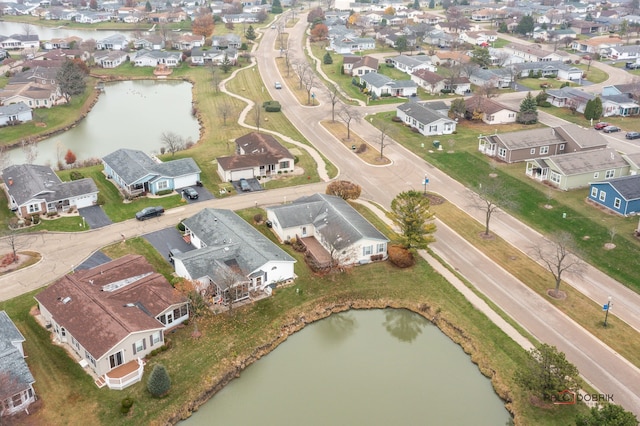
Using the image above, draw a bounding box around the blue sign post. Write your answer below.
[311,92,315,105]
[423,175,429,195]
[603,296,613,327]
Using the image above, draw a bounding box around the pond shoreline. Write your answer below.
[168,300,514,425]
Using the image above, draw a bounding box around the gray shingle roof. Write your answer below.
[181,209,295,280]
[102,149,200,185]
[602,174,640,201]
[488,124,607,150]
[360,72,393,87]
[0,311,35,398]
[548,148,627,175]
[267,194,388,251]
[0,103,31,116]
[1,164,98,206]
[397,102,453,126]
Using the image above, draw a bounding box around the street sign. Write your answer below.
[424,177,429,184]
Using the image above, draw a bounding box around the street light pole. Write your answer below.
[603,296,613,327]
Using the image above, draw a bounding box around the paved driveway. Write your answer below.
[76,251,112,271]
[79,206,112,229]
[231,178,263,193]
[178,186,215,204]
[144,227,195,263]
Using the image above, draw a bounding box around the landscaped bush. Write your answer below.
[387,245,415,268]
[253,213,263,223]
[380,93,391,97]
[539,101,552,107]
[156,189,173,196]
[355,144,367,153]
[69,171,84,180]
[410,127,420,133]
[30,214,40,225]
[264,101,282,112]
[440,89,453,94]
[120,397,134,415]
[177,222,186,232]
[391,116,402,122]
[147,364,171,397]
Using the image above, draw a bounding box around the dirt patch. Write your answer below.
[479,232,495,240]
[546,289,567,300]
[604,243,616,250]
[35,122,47,127]
[425,194,445,205]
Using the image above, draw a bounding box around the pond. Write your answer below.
[181,309,511,426]
[0,21,142,41]
[7,79,200,166]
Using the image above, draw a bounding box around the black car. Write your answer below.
[135,206,164,220]
[182,187,199,199]
[603,126,621,133]
[626,131,640,140]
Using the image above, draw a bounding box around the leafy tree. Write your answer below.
[390,190,436,250]
[576,404,639,426]
[89,0,98,9]
[245,25,256,40]
[449,97,466,118]
[395,35,408,54]
[532,231,585,297]
[145,0,152,11]
[429,0,435,8]
[591,96,603,120]
[220,52,232,73]
[620,19,630,43]
[272,0,283,14]
[338,105,360,140]
[517,91,538,124]
[413,0,420,9]
[307,7,325,22]
[384,6,396,14]
[470,46,491,68]
[56,60,87,103]
[64,149,76,166]
[498,21,508,33]
[516,344,579,401]
[147,364,171,397]
[311,23,329,40]
[584,99,596,120]
[192,14,215,38]
[585,12,593,21]
[326,180,362,200]
[515,15,534,36]
[535,90,548,106]
[323,52,333,64]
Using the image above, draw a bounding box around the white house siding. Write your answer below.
[484,109,517,125]
[173,175,199,189]
[352,238,388,264]
[251,260,295,288]
[95,330,163,377]
[69,193,97,209]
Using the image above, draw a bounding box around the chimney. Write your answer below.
[8,178,13,186]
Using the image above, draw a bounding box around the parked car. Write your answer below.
[603,126,621,133]
[274,81,282,89]
[182,187,198,199]
[135,206,164,220]
[239,178,251,192]
[594,122,611,130]
[625,62,640,70]
[625,131,640,140]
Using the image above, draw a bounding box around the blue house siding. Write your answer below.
[589,176,640,216]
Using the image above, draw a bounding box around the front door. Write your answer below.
[109,351,124,369]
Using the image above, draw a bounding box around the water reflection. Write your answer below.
[317,312,357,345]
[383,308,428,343]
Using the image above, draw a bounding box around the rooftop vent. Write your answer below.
[62,296,71,304]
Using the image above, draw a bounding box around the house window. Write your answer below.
[540,146,549,154]
[150,332,162,345]
[362,245,373,256]
[302,226,307,236]
[559,143,565,151]
[28,203,41,213]
[599,191,606,202]
[109,351,124,369]
[158,180,168,190]
[530,148,536,155]
[377,243,386,253]
[508,113,515,117]
[429,125,437,132]
[419,124,424,130]
[591,187,598,198]
[614,198,621,208]
[133,338,146,354]
[487,115,494,121]
[594,172,600,179]
[605,169,615,179]
[85,351,96,367]
[279,160,290,169]
[498,148,506,158]
[550,172,561,184]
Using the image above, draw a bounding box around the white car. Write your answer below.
[274,82,282,89]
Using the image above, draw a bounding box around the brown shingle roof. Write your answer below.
[35,255,185,359]
[465,96,515,114]
[412,69,443,84]
[218,132,293,171]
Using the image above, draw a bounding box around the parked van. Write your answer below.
[239,178,251,192]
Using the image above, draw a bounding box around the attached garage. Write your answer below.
[173,174,200,189]
[229,168,255,181]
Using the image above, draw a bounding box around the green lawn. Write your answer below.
[539,105,640,133]
[0,207,588,426]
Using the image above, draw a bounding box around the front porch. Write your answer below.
[95,358,145,390]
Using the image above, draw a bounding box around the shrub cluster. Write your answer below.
[70,171,85,181]
[120,397,134,415]
[388,245,415,268]
[263,100,281,112]
[156,189,173,196]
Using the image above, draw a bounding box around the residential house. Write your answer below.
[216,132,295,182]
[342,55,379,76]
[0,311,36,417]
[190,48,238,66]
[471,8,501,21]
[548,29,577,42]
[464,97,517,125]
[0,34,39,50]
[330,36,376,54]
[93,50,129,68]
[588,174,640,216]
[601,95,640,117]
[42,36,82,50]
[359,73,418,97]
[102,149,201,197]
[1,164,99,217]
[478,124,608,163]
[431,50,471,66]
[570,20,603,35]
[396,102,457,136]
[525,148,629,191]
[601,84,639,98]
[133,50,181,67]
[459,30,498,46]
[570,35,621,55]
[503,42,569,62]
[515,60,583,81]
[132,36,165,51]
[606,45,640,61]
[546,87,594,113]
[410,69,470,95]
[171,33,205,50]
[221,13,259,24]
[388,54,436,74]
[96,34,128,50]
[0,103,32,126]
[266,193,389,267]
[173,209,296,304]
[469,68,514,89]
[211,34,242,50]
[424,29,456,48]
[147,10,187,22]
[0,81,61,108]
[35,255,189,390]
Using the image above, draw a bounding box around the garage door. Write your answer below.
[174,175,199,189]
[230,169,255,181]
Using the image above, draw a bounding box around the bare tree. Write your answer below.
[294,61,310,90]
[2,221,31,263]
[218,98,232,126]
[283,48,292,78]
[160,131,184,156]
[377,120,392,159]
[470,179,518,236]
[55,141,66,170]
[532,231,585,297]
[21,137,38,164]
[327,85,340,122]
[494,50,511,67]
[209,64,222,93]
[608,227,617,244]
[253,101,262,133]
[22,23,33,36]
[302,68,316,105]
[476,80,499,99]
[338,105,361,140]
